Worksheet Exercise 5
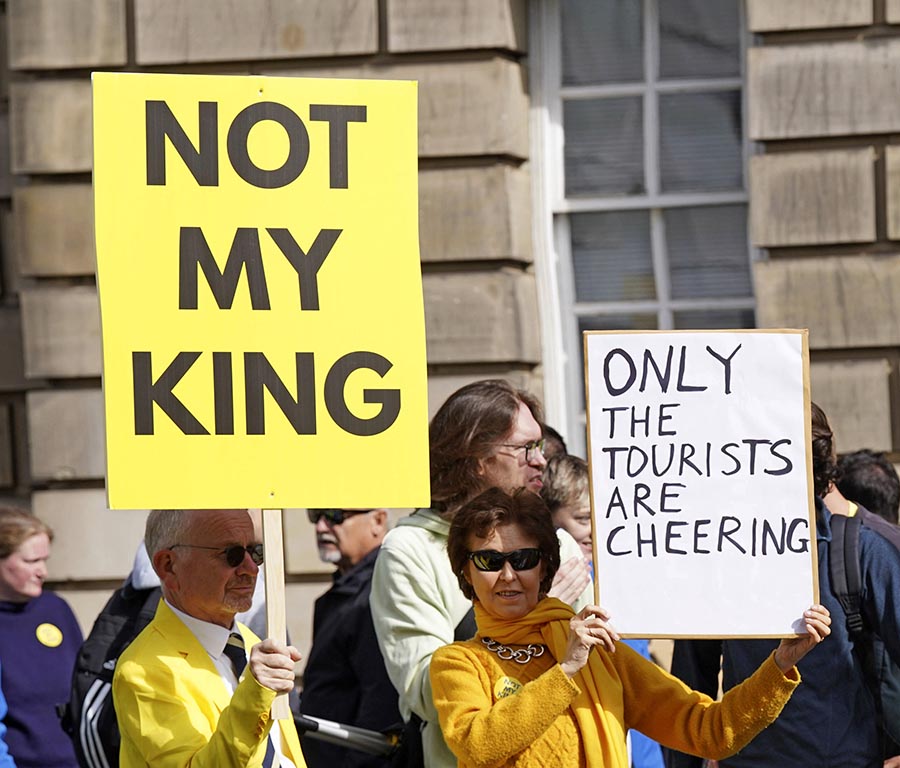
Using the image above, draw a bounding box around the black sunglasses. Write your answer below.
[169,543,264,568]
[307,509,372,526]
[467,548,542,572]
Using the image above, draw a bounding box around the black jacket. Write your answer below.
[665,500,900,768]
[300,547,402,768]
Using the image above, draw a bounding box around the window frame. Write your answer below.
[530,0,755,455]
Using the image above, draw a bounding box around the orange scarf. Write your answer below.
[475,597,629,767]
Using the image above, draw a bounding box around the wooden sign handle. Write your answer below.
[262,508,291,720]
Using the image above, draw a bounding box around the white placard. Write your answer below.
[585,330,817,637]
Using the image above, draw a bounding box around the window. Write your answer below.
[531,0,753,453]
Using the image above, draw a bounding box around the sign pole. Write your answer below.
[262,508,291,720]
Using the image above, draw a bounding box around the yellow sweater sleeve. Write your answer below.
[615,645,800,760]
[430,643,579,768]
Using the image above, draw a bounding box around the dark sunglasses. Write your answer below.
[467,548,542,572]
[169,543,264,567]
[307,509,372,526]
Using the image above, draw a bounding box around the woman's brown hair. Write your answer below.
[448,487,560,601]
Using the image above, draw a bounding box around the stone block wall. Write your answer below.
[0,0,24,503]
[746,0,900,461]
[4,0,535,662]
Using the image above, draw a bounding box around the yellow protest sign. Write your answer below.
[93,72,429,510]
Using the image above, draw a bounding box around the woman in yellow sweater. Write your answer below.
[429,488,831,768]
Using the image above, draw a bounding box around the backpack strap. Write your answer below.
[829,514,865,637]
[454,609,476,641]
[829,514,892,753]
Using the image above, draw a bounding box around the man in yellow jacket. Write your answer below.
[112,508,305,767]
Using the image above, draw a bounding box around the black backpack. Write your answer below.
[829,513,900,759]
[58,583,161,768]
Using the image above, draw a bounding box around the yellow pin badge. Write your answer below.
[36,622,63,648]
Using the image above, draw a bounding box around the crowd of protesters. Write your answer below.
[0,381,898,768]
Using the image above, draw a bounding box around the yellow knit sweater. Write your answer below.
[430,600,800,768]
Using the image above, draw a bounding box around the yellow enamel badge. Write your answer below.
[493,676,522,699]
[36,622,63,648]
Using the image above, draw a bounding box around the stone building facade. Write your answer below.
[1,0,898,663]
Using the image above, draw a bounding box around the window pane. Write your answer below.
[673,309,755,329]
[664,205,750,300]
[660,91,742,193]
[561,0,643,85]
[571,211,654,302]
[564,97,644,197]
[659,0,740,79]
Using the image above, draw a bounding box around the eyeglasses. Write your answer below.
[467,548,542,572]
[496,439,545,463]
[169,543,264,567]
[307,509,373,526]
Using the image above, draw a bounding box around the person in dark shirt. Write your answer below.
[0,506,82,768]
[837,449,900,525]
[300,507,401,768]
[665,404,900,768]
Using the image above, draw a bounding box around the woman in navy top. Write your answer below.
[0,507,81,768]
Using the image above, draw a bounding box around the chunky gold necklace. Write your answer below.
[481,637,546,664]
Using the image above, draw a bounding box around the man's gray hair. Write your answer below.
[145,509,192,558]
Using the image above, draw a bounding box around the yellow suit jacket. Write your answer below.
[113,599,305,767]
